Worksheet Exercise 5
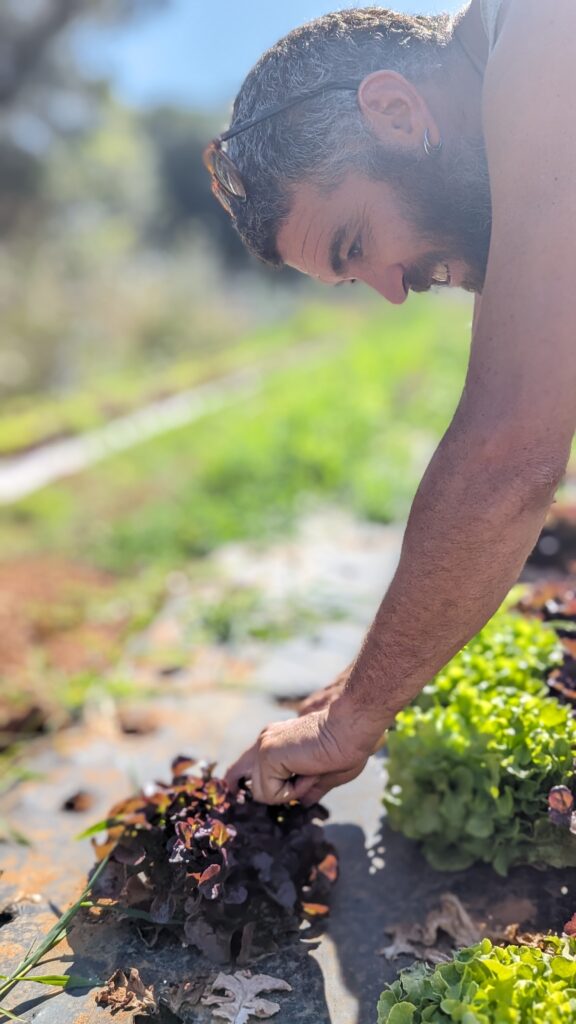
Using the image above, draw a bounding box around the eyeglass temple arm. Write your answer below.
[219,79,361,143]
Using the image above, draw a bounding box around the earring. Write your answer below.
[423,128,443,157]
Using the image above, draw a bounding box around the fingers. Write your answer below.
[227,747,362,807]
[295,691,328,717]
[295,670,350,718]
[225,744,257,793]
[300,767,365,806]
[250,760,295,805]
[250,745,318,805]
[226,734,303,805]
[226,707,369,807]
[252,773,320,806]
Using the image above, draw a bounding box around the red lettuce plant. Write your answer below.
[89,757,338,963]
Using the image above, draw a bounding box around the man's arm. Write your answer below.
[335,0,576,730]
[227,0,576,804]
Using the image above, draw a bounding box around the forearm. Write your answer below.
[336,421,567,743]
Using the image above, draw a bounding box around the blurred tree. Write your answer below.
[0,0,167,108]
[143,106,251,267]
[0,0,175,396]
[0,0,167,234]
[0,0,296,401]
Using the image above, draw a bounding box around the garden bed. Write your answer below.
[377,580,576,1022]
[384,584,576,873]
[5,515,576,1021]
[3,681,576,1024]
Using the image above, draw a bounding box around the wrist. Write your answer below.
[326,692,392,755]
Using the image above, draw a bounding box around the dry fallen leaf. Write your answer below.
[378,893,481,963]
[159,977,207,1016]
[504,924,560,951]
[202,970,292,1023]
[474,895,538,943]
[95,967,155,1015]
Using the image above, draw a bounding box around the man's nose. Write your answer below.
[365,264,408,305]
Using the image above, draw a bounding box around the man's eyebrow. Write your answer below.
[329,225,349,276]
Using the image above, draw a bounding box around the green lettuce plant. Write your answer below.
[377,938,576,1024]
[417,612,563,707]
[384,613,576,874]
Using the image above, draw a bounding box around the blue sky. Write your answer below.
[76,1,462,110]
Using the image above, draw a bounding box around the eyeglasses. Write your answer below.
[203,80,361,218]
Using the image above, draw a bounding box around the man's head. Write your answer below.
[212,8,492,300]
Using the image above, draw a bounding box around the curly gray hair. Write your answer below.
[223,9,456,266]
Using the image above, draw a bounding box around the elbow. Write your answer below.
[448,417,569,519]
[510,453,566,514]
[451,382,572,513]
[472,436,567,516]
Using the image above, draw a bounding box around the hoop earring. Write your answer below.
[423,128,443,157]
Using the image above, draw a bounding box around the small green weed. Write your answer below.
[0,857,109,1021]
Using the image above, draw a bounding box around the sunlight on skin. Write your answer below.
[277,176,471,304]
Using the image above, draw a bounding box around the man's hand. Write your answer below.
[226,698,384,805]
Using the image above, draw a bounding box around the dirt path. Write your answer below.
[0,339,338,504]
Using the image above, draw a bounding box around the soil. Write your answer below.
[4,514,576,1023]
[0,557,114,666]
[0,557,125,741]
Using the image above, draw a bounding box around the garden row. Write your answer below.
[1,297,468,782]
[6,581,576,1021]
[0,298,468,568]
[378,580,576,1022]
[65,579,576,1024]
[0,303,326,459]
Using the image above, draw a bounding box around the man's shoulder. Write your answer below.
[482,0,576,211]
[486,0,567,67]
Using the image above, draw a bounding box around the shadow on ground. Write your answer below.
[324,816,576,1024]
[2,694,576,1024]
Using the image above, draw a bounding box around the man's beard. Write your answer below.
[365,134,493,295]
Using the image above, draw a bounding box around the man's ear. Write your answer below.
[358,70,439,151]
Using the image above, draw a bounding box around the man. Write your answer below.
[204,1,576,807]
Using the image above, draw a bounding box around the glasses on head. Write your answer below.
[203,80,361,218]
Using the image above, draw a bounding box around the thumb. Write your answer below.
[225,744,257,793]
[300,766,366,806]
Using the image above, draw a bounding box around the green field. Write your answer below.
[0,295,471,572]
[0,305,315,458]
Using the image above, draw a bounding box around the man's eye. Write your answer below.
[347,237,363,262]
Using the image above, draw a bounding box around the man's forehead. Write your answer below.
[277,178,357,280]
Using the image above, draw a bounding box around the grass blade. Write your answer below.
[18,974,98,989]
[75,819,119,841]
[0,854,110,1002]
[0,819,31,847]
[0,1004,25,1022]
